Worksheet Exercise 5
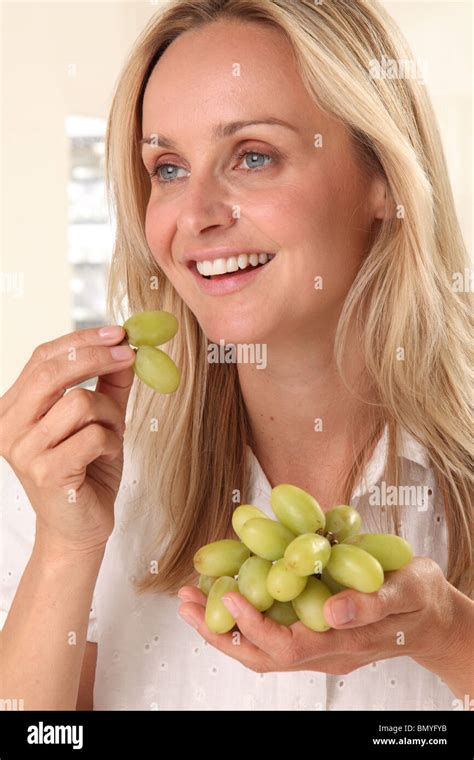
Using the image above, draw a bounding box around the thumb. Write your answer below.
[322,568,421,629]
[323,590,374,629]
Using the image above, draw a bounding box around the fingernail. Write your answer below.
[110,345,135,361]
[180,612,198,630]
[178,590,191,601]
[222,596,239,618]
[98,325,124,339]
[329,598,356,625]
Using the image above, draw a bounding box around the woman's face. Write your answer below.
[141,20,383,346]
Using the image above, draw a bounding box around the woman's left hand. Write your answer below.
[178,557,473,697]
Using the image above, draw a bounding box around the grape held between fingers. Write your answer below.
[122,310,180,393]
[123,310,178,346]
[133,346,180,394]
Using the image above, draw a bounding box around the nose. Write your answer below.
[176,171,238,238]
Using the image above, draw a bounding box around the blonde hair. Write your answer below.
[105,0,473,595]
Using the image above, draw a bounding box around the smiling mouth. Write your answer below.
[193,252,276,280]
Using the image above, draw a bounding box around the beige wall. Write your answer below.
[0,1,156,392]
[1,0,472,393]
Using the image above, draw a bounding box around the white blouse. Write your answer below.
[0,426,456,710]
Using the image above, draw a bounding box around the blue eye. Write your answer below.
[153,164,188,183]
[148,149,276,184]
[237,151,273,170]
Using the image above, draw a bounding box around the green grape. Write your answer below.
[265,601,299,627]
[205,576,238,633]
[321,568,347,595]
[193,540,250,577]
[123,310,178,347]
[270,484,326,535]
[266,559,308,602]
[198,574,216,596]
[344,533,413,571]
[284,533,331,577]
[326,544,384,593]
[237,556,274,611]
[133,346,180,393]
[232,505,269,540]
[292,577,332,632]
[324,505,362,542]
[240,518,296,561]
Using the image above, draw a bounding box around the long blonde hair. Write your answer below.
[105,0,473,595]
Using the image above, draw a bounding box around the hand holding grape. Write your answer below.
[0,325,136,558]
[178,485,465,681]
[0,310,179,561]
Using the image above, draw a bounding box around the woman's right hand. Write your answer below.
[0,325,137,559]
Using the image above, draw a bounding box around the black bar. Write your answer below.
[0,710,471,757]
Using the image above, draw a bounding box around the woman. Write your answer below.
[0,0,472,711]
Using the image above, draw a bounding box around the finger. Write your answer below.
[14,325,128,390]
[178,585,208,606]
[218,592,296,662]
[181,595,396,670]
[178,601,272,671]
[32,424,124,491]
[17,387,125,459]
[16,343,136,426]
[94,364,135,415]
[323,559,426,629]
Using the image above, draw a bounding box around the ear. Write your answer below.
[369,176,388,220]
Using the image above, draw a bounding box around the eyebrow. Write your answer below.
[139,117,298,150]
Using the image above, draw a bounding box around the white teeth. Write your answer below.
[211,258,228,275]
[197,260,213,276]
[196,253,275,277]
[226,256,239,272]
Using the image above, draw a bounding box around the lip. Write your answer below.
[189,255,277,296]
[183,247,275,265]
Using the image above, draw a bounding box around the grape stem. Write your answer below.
[317,528,339,546]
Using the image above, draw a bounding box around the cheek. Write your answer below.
[299,172,371,275]
[255,173,365,256]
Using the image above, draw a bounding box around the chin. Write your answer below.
[198,311,270,347]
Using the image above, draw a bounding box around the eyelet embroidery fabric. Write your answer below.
[0,428,456,710]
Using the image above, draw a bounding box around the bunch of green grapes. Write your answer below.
[193,484,413,634]
[122,310,180,393]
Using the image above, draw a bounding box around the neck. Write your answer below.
[237,325,379,508]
